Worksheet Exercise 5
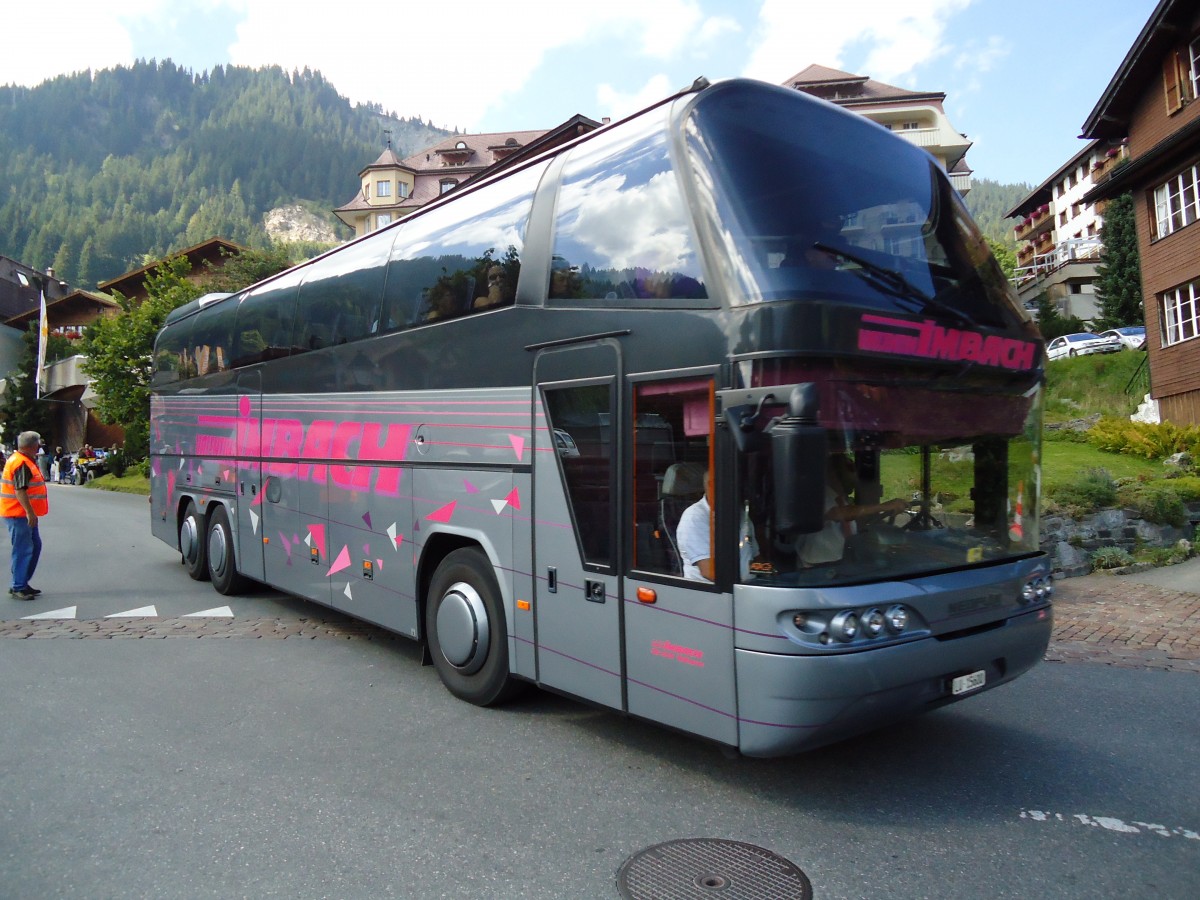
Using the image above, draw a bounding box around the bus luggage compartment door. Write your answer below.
[533,344,624,711]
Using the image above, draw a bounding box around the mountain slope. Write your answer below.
[0,60,451,286]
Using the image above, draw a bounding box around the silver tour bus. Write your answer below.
[150,78,1052,757]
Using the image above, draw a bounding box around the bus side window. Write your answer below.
[234,270,301,366]
[550,121,707,304]
[296,236,389,350]
[190,298,237,377]
[632,378,714,578]
[381,160,546,326]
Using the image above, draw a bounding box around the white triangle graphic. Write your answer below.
[249,509,259,533]
[22,606,76,620]
[386,522,398,547]
[184,606,233,618]
[304,532,313,547]
[106,605,158,618]
[343,582,353,601]
[490,498,507,514]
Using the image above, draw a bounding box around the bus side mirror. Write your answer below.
[771,385,826,535]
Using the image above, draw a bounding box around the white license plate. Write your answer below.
[952,670,986,695]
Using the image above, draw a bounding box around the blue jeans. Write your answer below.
[6,517,42,592]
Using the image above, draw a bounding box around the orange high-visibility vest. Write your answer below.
[1,452,48,518]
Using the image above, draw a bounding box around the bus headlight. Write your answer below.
[830,610,859,642]
[884,605,908,633]
[863,608,886,637]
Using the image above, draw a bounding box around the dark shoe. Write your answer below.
[25,586,41,595]
[10,589,36,601]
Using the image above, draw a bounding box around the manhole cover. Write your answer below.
[617,838,812,899]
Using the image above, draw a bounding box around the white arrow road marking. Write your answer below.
[184,606,234,618]
[106,606,158,618]
[22,606,77,620]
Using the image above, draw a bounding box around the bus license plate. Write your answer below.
[952,670,986,695]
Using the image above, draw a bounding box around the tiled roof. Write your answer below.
[400,130,547,171]
[784,63,944,104]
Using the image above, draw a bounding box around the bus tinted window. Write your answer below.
[295,236,390,351]
[190,298,237,377]
[232,268,302,367]
[550,114,706,303]
[381,162,546,329]
[153,315,192,386]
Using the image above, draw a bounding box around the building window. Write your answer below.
[363,182,371,199]
[1152,162,1200,239]
[1190,35,1200,101]
[398,182,410,198]
[439,179,457,195]
[377,180,391,198]
[376,213,392,229]
[1161,279,1200,346]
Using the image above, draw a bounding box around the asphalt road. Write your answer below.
[1,485,1197,899]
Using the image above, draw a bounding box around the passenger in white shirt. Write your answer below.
[676,470,714,582]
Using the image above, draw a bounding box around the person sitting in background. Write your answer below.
[474,265,512,310]
[677,470,715,582]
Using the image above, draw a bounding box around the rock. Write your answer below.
[1163,451,1193,469]
[263,204,342,244]
[1053,540,1092,577]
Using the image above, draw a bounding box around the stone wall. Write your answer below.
[1041,503,1200,577]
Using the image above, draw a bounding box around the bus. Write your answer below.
[150,77,1053,757]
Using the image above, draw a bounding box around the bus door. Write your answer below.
[623,375,738,747]
[533,342,624,711]
[234,371,265,583]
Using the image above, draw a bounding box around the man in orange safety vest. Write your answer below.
[2,431,49,601]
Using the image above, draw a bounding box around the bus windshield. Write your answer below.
[733,377,1042,587]
[684,82,1023,332]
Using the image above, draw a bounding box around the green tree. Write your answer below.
[1034,292,1087,341]
[80,256,201,458]
[985,236,1017,280]
[203,244,293,292]
[1093,192,1143,329]
[0,325,58,448]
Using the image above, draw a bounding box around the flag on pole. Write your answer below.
[35,287,48,399]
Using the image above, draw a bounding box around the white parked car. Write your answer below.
[1096,325,1146,350]
[1045,332,1123,361]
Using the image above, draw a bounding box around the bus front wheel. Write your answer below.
[426,548,522,706]
[180,501,209,581]
[206,504,248,596]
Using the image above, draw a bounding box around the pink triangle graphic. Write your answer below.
[307,524,327,558]
[509,434,525,461]
[463,479,479,494]
[327,545,351,577]
[504,487,521,511]
[362,511,373,529]
[425,501,457,523]
[394,534,405,548]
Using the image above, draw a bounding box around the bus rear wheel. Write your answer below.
[426,548,522,706]
[180,501,209,581]
[206,504,248,596]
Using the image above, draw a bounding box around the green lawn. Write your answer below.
[1041,440,1161,491]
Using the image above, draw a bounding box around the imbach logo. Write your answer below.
[194,413,411,495]
[858,313,1038,371]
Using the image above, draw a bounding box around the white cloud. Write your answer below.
[228,0,734,130]
[595,75,677,124]
[742,0,974,85]
[0,2,147,87]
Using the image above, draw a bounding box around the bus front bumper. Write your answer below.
[734,606,1052,757]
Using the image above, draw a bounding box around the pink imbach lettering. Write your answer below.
[651,639,706,668]
[193,414,410,495]
[859,314,1037,371]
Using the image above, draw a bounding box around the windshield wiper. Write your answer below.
[811,242,978,329]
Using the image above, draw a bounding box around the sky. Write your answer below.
[1,0,1163,188]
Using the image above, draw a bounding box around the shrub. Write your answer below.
[1091,546,1135,569]
[1086,417,1200,459]
[1117,482,1189,527]
[1047,467,1118,516]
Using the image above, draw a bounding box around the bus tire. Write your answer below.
[206,504,248,596]
[180,501,209,581]
[426,548,522,706]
